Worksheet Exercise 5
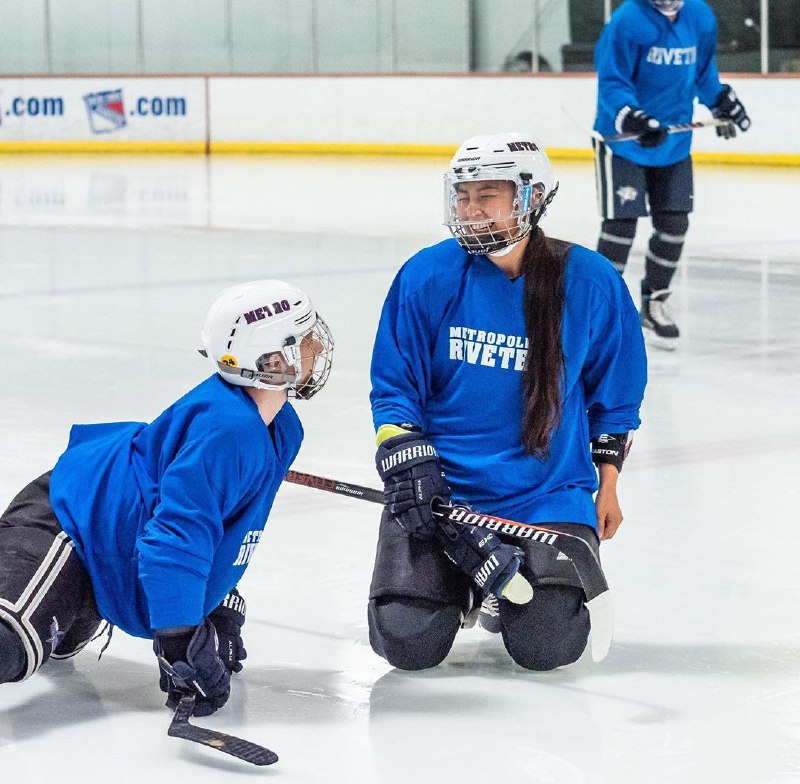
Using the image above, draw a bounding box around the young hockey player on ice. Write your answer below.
[0,280,333,716]
[368,132,647,672]
[593,0,751,349]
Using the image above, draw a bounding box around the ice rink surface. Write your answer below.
[0,153,799,783]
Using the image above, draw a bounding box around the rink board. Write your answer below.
[0,74,798,164]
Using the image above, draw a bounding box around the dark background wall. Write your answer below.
[565,0,800,72]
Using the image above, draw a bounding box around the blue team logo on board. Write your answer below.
[83,89,127,134]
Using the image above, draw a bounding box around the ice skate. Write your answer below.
[478,594,502,634]
[640,287,679,350]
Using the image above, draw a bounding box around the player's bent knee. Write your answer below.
[0,620,26,684]
[501,585,590,671]
[504,629,588,672]
[368,597,461,671]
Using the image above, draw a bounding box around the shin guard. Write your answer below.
[645,212,689,292]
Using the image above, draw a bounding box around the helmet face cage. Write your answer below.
[444,169,545,255]
[247,314,334,399]
[291,315,334,400]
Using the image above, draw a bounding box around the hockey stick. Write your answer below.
[593,117,734,143]
[286,470,384,504]
[284,470,612,661]
[168,694,278,766]
[283,472,532,604]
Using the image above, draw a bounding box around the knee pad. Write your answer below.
[646,212,689,289]
[50,611,102,660]
[651,211,689,243]
[0,620,26,684]
[501,585,590,671]
[0,526,90,680]
[368,597,461,671]
[600,218,638,241]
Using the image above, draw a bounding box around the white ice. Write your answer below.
[0,154,799,783]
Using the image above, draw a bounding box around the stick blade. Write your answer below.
[168,695,278,766]
[585,591,614,662]
[168,721,278,766]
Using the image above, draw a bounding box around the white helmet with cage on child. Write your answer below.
[443,131,558,255]
[199,280,334,400]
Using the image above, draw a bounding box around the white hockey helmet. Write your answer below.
[443,131,558,255]
[199,280,333,400]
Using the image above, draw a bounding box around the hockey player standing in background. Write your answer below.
[0,280,333,716]
[593,0,751,349]
[368,133,647,672]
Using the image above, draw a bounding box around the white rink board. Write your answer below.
[0,75,798,157]
[0,78,206,142]
[209,75,799,156]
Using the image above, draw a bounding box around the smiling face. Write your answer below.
[454,180,518,242]
[444,165,551,256]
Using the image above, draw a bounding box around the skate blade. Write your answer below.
[460,606,480,629]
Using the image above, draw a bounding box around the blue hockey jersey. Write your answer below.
[49,374,303,638]
[593,0,724,167]
[370,239,647,531]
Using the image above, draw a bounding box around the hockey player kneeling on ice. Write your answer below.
[0,280,334,716]
[367,133,646,672]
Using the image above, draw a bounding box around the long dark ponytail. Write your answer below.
[520,227,572,458]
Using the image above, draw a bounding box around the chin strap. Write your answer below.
[486,235,525,258]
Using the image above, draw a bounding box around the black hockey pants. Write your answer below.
[368,509,594,671]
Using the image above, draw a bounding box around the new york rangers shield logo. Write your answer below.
[83,89,127,134]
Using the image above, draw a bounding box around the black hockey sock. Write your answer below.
[0,620,26,683]
[645,212,689,292]
[597,218,637,273]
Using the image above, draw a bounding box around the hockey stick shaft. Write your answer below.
[168,694,278,766]
[285,470,567,537]
[285,469,383,504]
[286,470,572,533]
[594,117,733,143]
[283,470,607,600]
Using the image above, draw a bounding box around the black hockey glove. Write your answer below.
[619,107,668,148]
[712,85,751,139]
[376,431,450,541]
[209,589,247,674]
[439,523,526,599]
[155,618,231,717]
